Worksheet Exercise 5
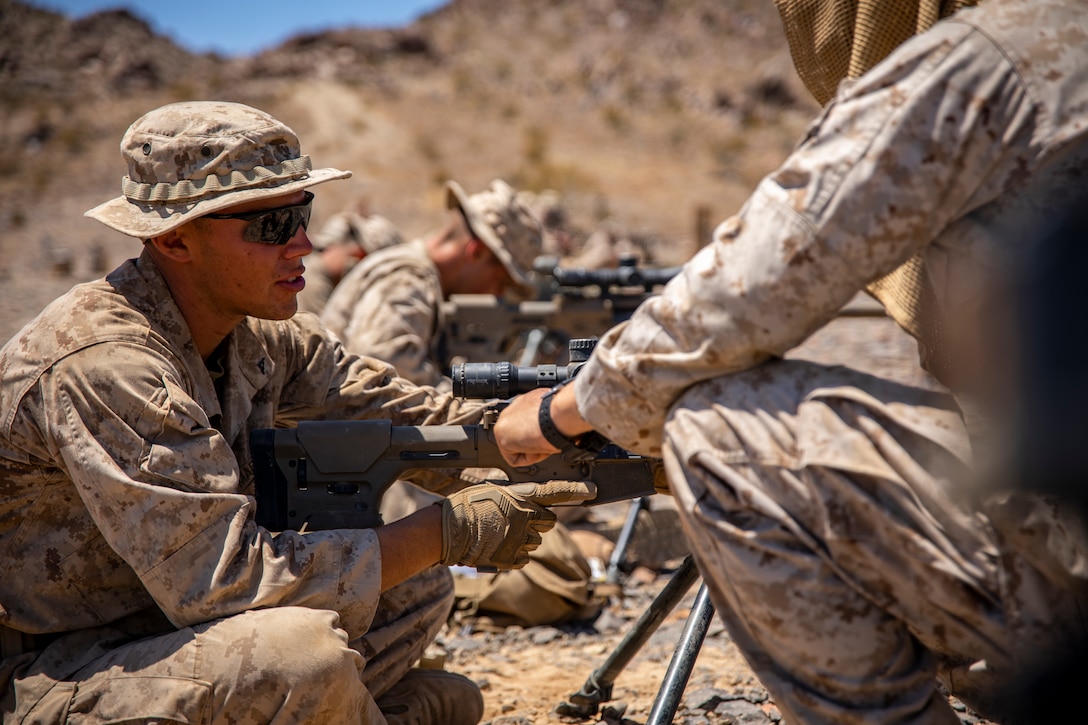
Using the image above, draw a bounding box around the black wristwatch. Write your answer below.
[538,380,608,461]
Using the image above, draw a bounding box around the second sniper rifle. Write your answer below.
[251,339,661,532]
[439,255,681,366]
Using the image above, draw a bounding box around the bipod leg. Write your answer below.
[556,555,701,719]
[517,327,547,366]
[606,496,649,585]
[644,582,715,725]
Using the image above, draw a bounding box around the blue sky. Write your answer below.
[24,1,451,57]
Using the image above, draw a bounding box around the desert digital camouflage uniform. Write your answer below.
[0,99,582,725]
[322,238,450,392]
[0,113,498,718]
[321,179,544,394]
[570,0,1088,722]
[0,248,482,722]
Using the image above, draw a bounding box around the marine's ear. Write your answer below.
[145,224,196,263]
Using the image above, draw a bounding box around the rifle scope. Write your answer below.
[452,337,596,399]
[550,263,681,290]
[532,253,680,290]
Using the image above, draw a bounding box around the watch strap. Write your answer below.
[538,382,609,461]
[538,385,576,451]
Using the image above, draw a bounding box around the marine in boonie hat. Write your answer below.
[85,100,351,238]
[445,179,543,293]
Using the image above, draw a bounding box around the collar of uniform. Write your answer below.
[204,320,276,448]
[133,250,222,421]
[230,318,277,391]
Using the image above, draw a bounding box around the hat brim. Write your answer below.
[445,180,532,292]
[85,167,352,239]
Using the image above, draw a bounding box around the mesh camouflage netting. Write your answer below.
[774,0,978,105]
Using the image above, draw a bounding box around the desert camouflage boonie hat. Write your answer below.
[446,179,543,293]
[85,100,351,238]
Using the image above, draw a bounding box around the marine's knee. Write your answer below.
[666,360,831,457]
[378,564,454,623]
[212,607,363,689]
[198,608,371,723]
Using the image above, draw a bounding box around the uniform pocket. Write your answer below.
[20,681,75,724]
[65,675,211,724]
[140,373,237,494]
[796,382,968,480]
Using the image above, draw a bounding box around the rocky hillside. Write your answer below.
[0,0,818,341]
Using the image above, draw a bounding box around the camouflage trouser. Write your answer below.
[0,565,453,724]
[661,359,1086,725]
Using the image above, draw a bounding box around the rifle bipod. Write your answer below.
[556,553,716,723]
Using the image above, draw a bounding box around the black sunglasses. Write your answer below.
[204,191,314,245]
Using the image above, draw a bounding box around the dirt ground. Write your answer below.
[442,543,776,725]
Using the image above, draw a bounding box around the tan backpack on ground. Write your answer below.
[453,522,605,627]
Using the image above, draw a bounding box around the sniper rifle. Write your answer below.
[439,255,681,366]
[251,339,661,532]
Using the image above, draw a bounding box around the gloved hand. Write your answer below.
[438,480,597,570]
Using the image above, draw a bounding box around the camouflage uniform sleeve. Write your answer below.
[38,343,385,632]
[268,313,482,427]
[575,19,1034,456]
[265,315,485,501]
[336,265,447,389]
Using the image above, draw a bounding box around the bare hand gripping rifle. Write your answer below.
[251,339,661,532]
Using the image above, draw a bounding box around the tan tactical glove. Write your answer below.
[438,481,597,570]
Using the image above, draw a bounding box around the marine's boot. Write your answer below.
[376,668,485,725]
